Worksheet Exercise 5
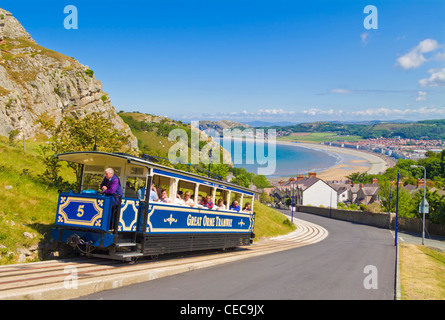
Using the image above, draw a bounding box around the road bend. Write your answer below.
[79,210,395,300]
[0,212,326,300]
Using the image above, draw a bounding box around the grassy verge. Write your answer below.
[253,202,296,240]
[400,243,445,300]
[0,137,61,264]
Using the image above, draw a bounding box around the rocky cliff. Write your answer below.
[0,8,138,150]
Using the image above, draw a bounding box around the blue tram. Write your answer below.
[51,151,256,261]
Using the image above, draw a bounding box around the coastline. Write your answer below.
[269,140,394,183]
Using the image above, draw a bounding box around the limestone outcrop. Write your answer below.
[0,8,138,150]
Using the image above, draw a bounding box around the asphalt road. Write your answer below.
[80,210,396,300]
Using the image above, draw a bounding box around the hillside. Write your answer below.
[259,119,445,141]
[0,7,137,150]
[118,111,234,167]
[198,120,251,136]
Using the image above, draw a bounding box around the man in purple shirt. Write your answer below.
[100,168,123,205]
[100,168,123,230]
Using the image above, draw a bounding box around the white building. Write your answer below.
[296,176,338,209]
[274,173,338,208]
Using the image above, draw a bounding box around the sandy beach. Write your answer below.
[270,140,395,183]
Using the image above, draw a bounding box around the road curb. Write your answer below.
[395,243,401,300]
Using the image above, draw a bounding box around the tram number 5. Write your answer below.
[77,205,85,217]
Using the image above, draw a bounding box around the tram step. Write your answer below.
[114,252,144,261]
[115,242,137,247]
[115,252,143,257]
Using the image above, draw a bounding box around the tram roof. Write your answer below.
[56,151,258,196]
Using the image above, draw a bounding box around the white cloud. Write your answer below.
[434,51,445,61]
[302,108,338,116]
[418,68,445,87]
[361,32,370,46]
[330,88,352,94]
[415,91,427,101]
[396,39,441,70]
[350,106,445,117]
[256,108,296,116]
[174,105,445,123]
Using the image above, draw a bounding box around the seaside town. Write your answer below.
[267,171,441,211]
[260,136,445,212]
[325,137,445,160]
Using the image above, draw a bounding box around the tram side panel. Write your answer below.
[141,203,255,255]
[51,192,255,255]
[51,192,116,248]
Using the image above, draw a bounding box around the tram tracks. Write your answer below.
[0,216,328,300]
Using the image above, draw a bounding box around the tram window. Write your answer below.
[125,176,147,199]
[85,165,103,172]
[82,166,121,192]
[130,167,144,176]
[229,192,242,211]
[111,167,121,178]
[215,189,228,210]
[177,180,196,201]
[242,195,253,212]
[152,174,172,201]
[198,185,212,203]
[82,173,103,191]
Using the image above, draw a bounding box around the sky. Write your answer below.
[2,0,445,124]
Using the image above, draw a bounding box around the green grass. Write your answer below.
[400,243,445,300]
[278,132,363,144]
[253,202,296,240]
[0,137,61,264]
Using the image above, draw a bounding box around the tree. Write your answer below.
[39,112,131,188]
[378,180,415,217]
[285,197,292,207]
[412,188,445,225]
[231,174,250,188]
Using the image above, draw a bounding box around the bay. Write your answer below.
[228,139,340,178]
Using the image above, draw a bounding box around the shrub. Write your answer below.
[85,69,94,77]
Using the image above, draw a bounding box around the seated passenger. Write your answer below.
[175,190,185,205]
[216,198,226,210]
[150,185,159,202]
[137,185,157,202]
[183,191,195,207]
[229,200,241,212]
[202,194,214,210]
[158,189,171,203]
[242,202,252,213]
[137,187,145,201]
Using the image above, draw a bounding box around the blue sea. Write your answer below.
[228,139,341,178]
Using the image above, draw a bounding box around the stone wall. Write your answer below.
[298,205,445,236]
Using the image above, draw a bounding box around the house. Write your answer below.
[356,183,379,205]
[273,173,338,208]
[329,178,380,205]
[329,183,349,204]
[297,176,338,208]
